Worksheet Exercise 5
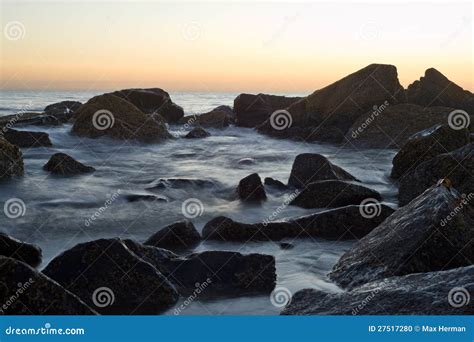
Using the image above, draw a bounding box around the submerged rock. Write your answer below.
[288,153,357,188]
[0,256,96,314]
[237,173,267,202]
[43,238,179,314]
[43,153,95,175]
[72,93,172,142]
[179,110,230,128]
[0,232,42,267]
[234,93,302,128]
[144,220,201,251]
[264,177,287,190]
[3,129,52,148]
[44,100,82,122]
[330,182,474,289]
[125,194,167,202]
[290,180,381,209]
[146,178,219,190]
[184,127,210,139]
[0,138,24,179]
[283,266,474,315]
[203,204,393,241]
[398,143,474,206]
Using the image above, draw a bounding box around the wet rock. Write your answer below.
[0,256,97,315]
[3,129,52,148]
[43,238,179,314]
[0,138,24,179]
[257,124,346,144]
[213,105,235,122]
[329,182,474,289]
[346,104,460,149]
[44,100,82,122]
[237,158,256,166]
[146,178,219,190]
[282,266,474,315]
[125,240,276,296]
[288,153,357,188]
[184,127,210,139]
[111,88,184,123]
[0,232,42,267]
[43,153,95,175]
[125,194,167,202]
[407,68,474,114]
[144,220,201,251]
[398,144,474,206]
[290,180,381,209]
[264,177,287,190]
[179,110,230,128]
[0,112,62,127]
[237,173,267,202]
[72,93,172,142]
[279,242,294,250]
[234,93,302,128]
[203,204,394,241]
[391,125,470,179]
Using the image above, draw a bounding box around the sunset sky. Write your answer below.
[1,0,473,93]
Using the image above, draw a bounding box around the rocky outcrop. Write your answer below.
[44,100,82,122]
[71,93,172,142]
[288,153,356,188]
[236,173,267,202]
[144,221,201,251]
[111,88,184,123]
[179,110,230,128]
[0,233,42,267]
[43,153,95,175]
[329,181,474,289]
[3,129,52,148]
[264,177,287,190]
[290,180,381,209]
[203,204,394,241]
[43,239,179,314]
[0,256,96,314]
[391,125,470,179]
[234,93,302,128]
[398,144,473,205]
[282,266,474,315]
[345,104,458,148]
[407,68,474,114]
[0,138,24,179]
[185,127,210,139]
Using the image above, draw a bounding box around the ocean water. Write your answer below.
[0,90,398,315]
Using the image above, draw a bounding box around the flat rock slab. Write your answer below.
[43,153,95,176]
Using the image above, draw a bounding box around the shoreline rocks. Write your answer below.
[185,127,210,139]
[44,101,82,123]
[0,233,42,267]
[43,153,95,175]
[237,173,267,202]
[0,138,24,179]
[144,221,201,251]
[3,129,52,148]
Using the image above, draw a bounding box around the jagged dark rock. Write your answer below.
[185,127,210,139]
[44,100,82,122]
[264,177,287,190]
[237,173,267,202]
[43,153,95,175]
[0,232,42,267]
[3,129,52,148]
[0,138,24,179]
[144,221,201,251]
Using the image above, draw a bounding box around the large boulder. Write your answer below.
[44,100,82,123]
[288,153,357,188]
[290,180,381,209]
[236,173,267,202]
[144,220,201,251]
[0,256,96,314]
[0,138,24,179]
[111,88,184,123]
[43,239,179,314]
[0,232,42,267]
[203,204,394,241]
[234,93,302,128]
[282,266,474,315]
[125,240,276,296]
[3,129,52,148]
[407,68,474,114]
[43,153,95,175]
[391,125,470,179]
[398,144,474,206]
[329,181,474,289]
[71,93,172,142]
